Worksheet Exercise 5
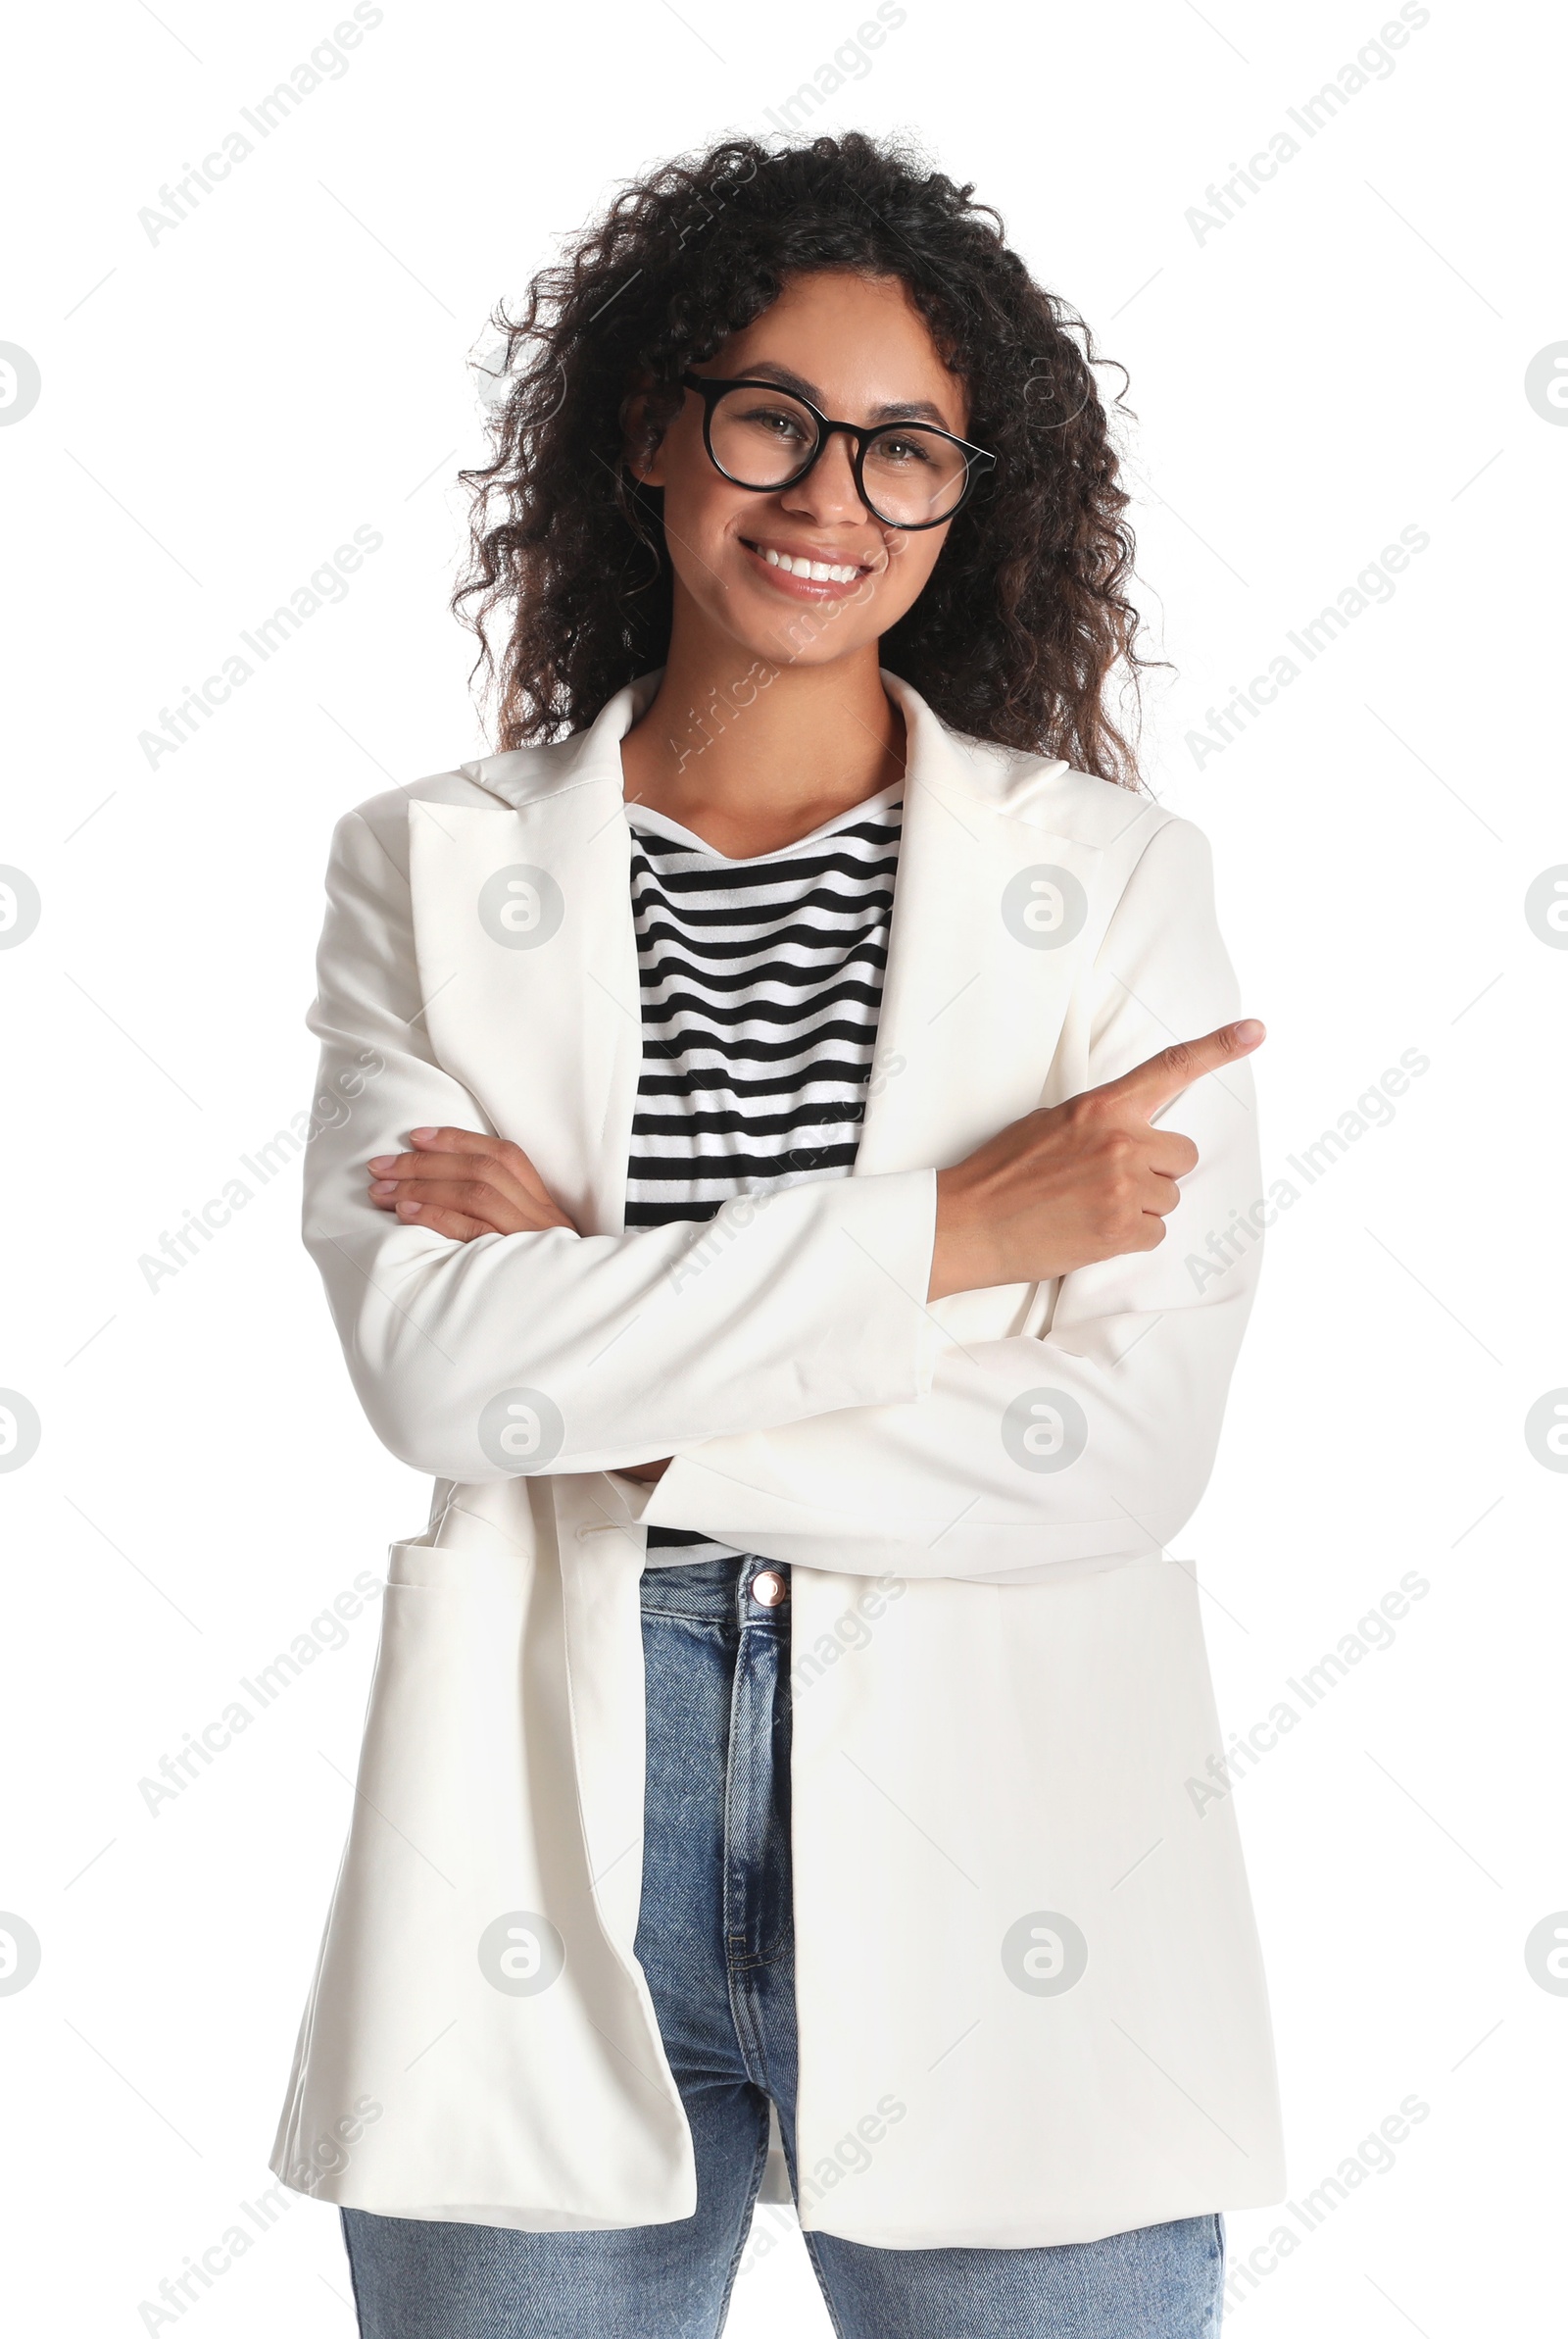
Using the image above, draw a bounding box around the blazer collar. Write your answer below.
[457,672,661,811]
[457,665,1082,825]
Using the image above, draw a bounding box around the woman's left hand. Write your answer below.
[367,1125,579,1242]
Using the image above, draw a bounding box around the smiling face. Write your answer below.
[626,269,971,672]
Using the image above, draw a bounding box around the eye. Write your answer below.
[871,432,937,467]
[736,399,811,442]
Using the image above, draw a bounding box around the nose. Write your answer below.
[780,428,867,524]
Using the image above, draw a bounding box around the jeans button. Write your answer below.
[750,1568,788,1609]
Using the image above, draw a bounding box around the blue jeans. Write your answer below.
[342,1555,1226,2336]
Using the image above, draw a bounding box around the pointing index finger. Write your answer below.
[1102,1020,1266,1120]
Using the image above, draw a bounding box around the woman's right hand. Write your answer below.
[927,1020,1264,1302]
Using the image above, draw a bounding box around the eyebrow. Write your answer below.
[737,360,953,427]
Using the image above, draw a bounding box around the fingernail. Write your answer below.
[368,1155,395,1172]
[368,1179,396,1197]
[397,1200,422,1217]
[1235,1020,1264,1045]
[409,1126,437,1142]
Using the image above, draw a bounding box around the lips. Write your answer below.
[754,542,865,581]
[739,535,883,598]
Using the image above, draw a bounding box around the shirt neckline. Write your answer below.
[623,778,903,867]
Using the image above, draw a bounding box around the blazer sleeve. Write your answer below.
[637,818,1265,1582]
[302,805,941,1482]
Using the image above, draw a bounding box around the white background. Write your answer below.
[2,0,1564,2331]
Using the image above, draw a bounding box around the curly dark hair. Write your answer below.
[454,128,1153,786]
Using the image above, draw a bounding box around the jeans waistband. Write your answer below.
[638,1553,790,1625]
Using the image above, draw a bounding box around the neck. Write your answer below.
[619,607,906,858]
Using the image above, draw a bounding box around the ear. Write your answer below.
[621,382,671,487]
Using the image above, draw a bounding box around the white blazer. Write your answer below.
[270,667,1285,2249]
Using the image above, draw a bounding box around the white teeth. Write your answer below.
[759,545,862,582]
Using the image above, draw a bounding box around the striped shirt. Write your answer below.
[624,780,904,1565]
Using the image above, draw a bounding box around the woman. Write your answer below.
[270,130,1283,2337]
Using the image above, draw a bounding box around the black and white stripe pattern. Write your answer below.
[624,781,903,1564]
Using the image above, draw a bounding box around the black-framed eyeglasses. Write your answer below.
[679,370,995,531]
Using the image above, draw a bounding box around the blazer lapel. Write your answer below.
[854,672,1111,1175]
[407,676,656,1238]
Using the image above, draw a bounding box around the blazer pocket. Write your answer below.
[385,1534,535,1600]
